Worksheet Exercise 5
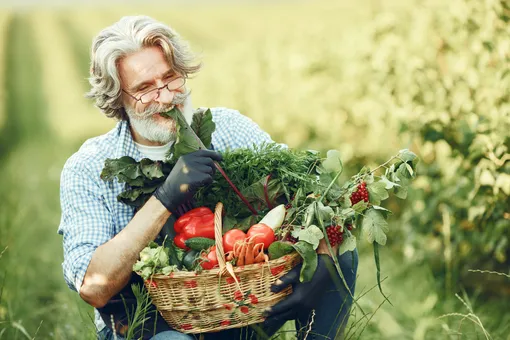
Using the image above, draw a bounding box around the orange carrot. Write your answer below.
[245,240,255,265]
[253,243,265,263]
[237,243,247,266]
[233,242,242,258]
[254,251,265,263]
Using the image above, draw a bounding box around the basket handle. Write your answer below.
[214,202,227,271]
[214,203,241,289]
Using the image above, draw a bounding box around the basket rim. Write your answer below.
[137,252,300,280]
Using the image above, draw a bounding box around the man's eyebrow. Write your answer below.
[129,70,176,92]
[129,78,152,92]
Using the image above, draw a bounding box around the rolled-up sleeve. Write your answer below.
[58,163,115,293]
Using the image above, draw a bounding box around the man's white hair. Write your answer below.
[86,15,201,121]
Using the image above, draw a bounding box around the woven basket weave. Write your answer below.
[142,202,301,334]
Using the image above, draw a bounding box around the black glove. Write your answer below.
[154,149,222,213]
[263,254,337,321]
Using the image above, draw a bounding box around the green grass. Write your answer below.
[0,2,509,340]
[0,12,95,340]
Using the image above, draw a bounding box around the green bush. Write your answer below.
[358,0,510,291]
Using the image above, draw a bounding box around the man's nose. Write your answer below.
[155,86,175,105]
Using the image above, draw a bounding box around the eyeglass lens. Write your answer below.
[140,77,185,104]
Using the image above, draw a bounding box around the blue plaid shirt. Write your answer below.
[58,107,273,329]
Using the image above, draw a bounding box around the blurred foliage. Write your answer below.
[353,0,510,292]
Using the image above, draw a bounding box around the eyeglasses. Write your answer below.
[122,77,186,104]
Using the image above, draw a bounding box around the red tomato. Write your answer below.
[222,229,247,253]
[200,246,219,270]
[246,223,275,249]
[174,234,189,250]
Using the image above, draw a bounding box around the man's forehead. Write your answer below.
[118,47,174,89]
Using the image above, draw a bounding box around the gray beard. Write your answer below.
[126,94,194,144]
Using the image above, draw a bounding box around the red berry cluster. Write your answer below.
[326,225,344,247]
[350,182,369,205]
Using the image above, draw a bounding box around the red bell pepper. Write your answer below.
[174,207,215,250]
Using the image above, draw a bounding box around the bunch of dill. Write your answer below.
[193,142,320,220]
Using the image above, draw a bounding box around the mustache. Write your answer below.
[130,89,190,119]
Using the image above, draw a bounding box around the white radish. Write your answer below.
[259,204,286,230]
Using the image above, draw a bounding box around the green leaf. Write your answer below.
[164,240,182,268]
[292,241,318,282]
[161,265,177,275]
[243,176,284,207]
[163,107,202,159]
[380,175,400,189]
[165,107,217,160]
[236,215,258,232]
[372,205,392,219]
[139,159,164,180]
[159,106,180,120]
[339,193,353,209]
[222,216,238,233]
[396,163,413,182]
[393,185,408,199]
[297,225,324,250]
[133,261,145,272]
[291,226,305,239]
[398,149,418,165]
[319,172,342,201]
[405,163,414,177]
[368,181,389,206]
[101,156,144,186]
[101,156,137,181]
[352,200,369,213]
[340,208,355,219]
[315,201,334,222]
[304,201,317,227]
[362,209,389,246]
[190,108,216,149]
[373,242,392,305]
[322,150,343,173]
[173,124,201,159]
[268,241,295,260]
[140,267,153,280]
[339,234,357,255]
[118,189,151,208]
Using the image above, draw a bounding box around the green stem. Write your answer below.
[318,170,342,204]
[369,154,406,175]
[314,207,368,319]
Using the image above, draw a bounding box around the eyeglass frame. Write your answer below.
[122,76,187,104]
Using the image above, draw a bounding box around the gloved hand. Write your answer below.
[154,149,222,213]
[263,254,340,321]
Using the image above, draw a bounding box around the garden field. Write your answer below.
[0,0,508,339]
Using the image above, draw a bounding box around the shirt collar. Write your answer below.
[115,120,144,161]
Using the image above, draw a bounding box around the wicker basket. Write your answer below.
[141,202,301,334]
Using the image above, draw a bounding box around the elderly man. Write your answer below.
[58,15,358,340]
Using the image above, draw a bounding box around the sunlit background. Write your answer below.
[0,0,509,339]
